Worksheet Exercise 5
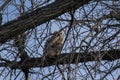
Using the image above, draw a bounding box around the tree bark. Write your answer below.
[0,0,120,73]
[0,0,90,44]
[0,49,119,69]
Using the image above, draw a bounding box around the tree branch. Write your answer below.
[0,49,119,69]
[0,0,90,44]
[0,0,12,11]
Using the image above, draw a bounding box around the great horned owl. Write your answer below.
[43,31,64,58]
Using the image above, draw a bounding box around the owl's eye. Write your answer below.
[58,34,60,36]
[51,45,55,48]
[60,32,62,35]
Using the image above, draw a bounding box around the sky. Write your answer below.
[0,0,120,80]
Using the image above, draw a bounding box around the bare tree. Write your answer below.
[0,0,120,80]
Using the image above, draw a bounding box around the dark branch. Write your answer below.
[0,0,90,44]
[0,0,12,11]
[0,49,119,69]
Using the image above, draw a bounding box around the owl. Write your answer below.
[43,31,64,58]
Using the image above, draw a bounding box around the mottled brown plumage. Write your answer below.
[43,31,64,58]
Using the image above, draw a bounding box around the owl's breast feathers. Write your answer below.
[44,31,63,49]
[43,31,64,57]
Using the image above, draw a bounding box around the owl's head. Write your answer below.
[53,31,63,36]
[57,31,63,36]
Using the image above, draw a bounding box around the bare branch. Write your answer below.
[0,49,119,70]
[0,0,90,44]
[0,0,12,11]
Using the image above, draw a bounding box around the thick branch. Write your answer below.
[0,0,90,44]
[0,49,119,69]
